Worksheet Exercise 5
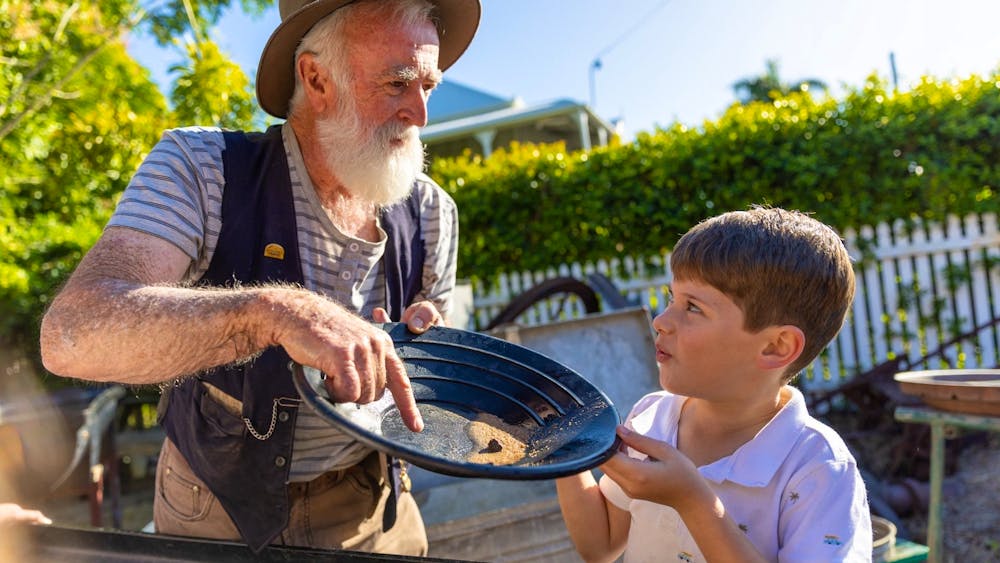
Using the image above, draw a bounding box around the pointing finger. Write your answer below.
[385,352,423,432]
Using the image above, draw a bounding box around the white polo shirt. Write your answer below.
[599,387,872,562]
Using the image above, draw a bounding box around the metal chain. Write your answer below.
[243,398,279,441]
[242,397,301,441]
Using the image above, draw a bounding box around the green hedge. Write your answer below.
[430,72,1000,286]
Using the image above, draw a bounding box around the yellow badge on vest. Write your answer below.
[263,243,285,260]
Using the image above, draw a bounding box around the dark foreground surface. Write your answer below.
[4,524,471,563]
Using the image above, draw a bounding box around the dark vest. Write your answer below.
[159,125,425,551]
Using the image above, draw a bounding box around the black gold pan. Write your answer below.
[291,323,621,480]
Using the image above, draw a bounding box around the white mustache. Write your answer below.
[377,122,420,146]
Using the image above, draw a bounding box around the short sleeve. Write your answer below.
[777,459,872,561]
[107,127,225,281]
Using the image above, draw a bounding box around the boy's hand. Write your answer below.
[601,427,770,562]
[600,425,712,512]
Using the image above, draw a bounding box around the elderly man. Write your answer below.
[40,0,480,555]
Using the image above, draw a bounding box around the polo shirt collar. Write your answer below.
[699,386,808,487]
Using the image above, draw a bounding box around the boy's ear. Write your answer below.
[757,325,805,370]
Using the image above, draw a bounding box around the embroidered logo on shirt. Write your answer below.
[677,552,694,562]
[263,243,285,260]
[789,491,800,504]
[823,535,843,546]
[738,523,749,533]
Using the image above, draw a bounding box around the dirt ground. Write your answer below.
[825,403,1000,563]
[898,435,1000,562]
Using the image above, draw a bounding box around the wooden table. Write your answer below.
[893,406,1000,563]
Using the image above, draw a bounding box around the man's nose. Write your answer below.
[398,86,429,127]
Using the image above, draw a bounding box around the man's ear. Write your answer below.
[296,53,333,113]
[757,325,805,371]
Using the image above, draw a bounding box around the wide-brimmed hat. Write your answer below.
[256,0,481,118]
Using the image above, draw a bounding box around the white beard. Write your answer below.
[316,99,426,207]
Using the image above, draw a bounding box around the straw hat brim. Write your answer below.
[256,0,481,118]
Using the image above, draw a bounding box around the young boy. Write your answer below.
[557,207,871,562]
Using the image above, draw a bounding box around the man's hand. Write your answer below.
[373,300,445,332]
[269,293,423,432]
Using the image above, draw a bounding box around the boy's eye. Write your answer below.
[685,302,702,314]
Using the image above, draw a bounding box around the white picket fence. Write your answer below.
[468,213,1000,394]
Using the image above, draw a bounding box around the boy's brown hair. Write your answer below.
[669,206,856,379]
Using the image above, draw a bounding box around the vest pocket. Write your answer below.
[197,384,245,438]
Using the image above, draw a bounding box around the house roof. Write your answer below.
[428,81,518,124]
[421,98,616,143]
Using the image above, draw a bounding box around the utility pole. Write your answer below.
[889,51,899,91]
[589,59,602,107]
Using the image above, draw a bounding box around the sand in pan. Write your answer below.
[465,413,530,465]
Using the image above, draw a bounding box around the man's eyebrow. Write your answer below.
[391,66,419,81]
[388,65,442,83]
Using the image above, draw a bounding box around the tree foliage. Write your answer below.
[732,58,828,104]
[1,0,262,368]
[171,40,256,127]
[142,0,269,46]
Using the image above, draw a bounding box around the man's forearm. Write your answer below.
[40,280,308,384]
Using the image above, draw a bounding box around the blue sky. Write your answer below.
[127,0,1000,139]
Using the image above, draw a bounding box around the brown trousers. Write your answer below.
[153,437,428,556]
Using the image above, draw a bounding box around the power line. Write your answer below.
[589,0,671,107]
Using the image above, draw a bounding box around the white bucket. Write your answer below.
[872,515,897,562]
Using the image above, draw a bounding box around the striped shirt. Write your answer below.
[109,123,458,481]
